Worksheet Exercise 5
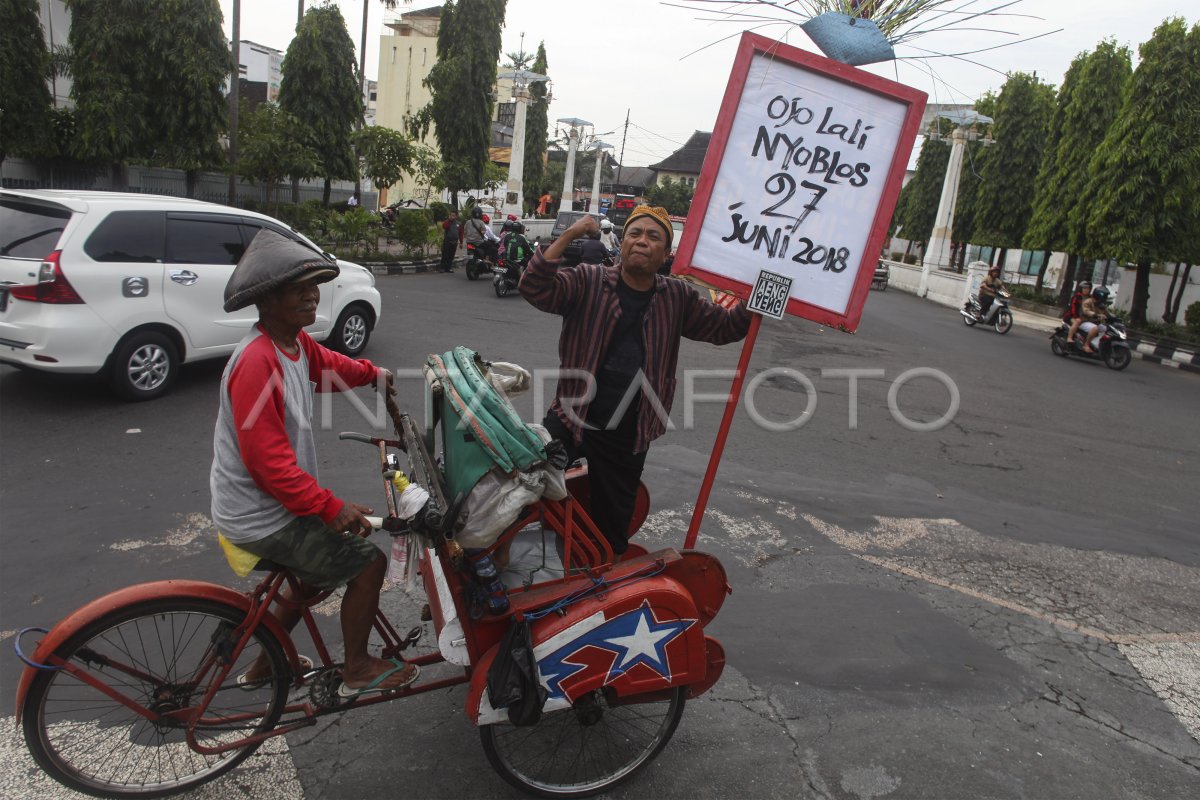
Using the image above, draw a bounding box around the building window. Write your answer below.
[422,48,427,66]
[1018,249,1047,276]
[497,102,516,130]
[391,47,396,64]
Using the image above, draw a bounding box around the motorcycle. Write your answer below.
[492,256,524,297]
[1049,317,1132,370]
[961,289,1014,334]
[464,241,497,282]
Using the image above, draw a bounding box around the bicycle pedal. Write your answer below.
[400,625,423,651]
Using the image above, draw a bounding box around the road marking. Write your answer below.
[109,511,213,552]
[1119,643,1200,744]
[0,718,303,799]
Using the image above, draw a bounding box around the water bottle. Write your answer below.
[472,553,510,615]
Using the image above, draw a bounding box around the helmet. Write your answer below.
[512,222,525,235]
[1091,286,1110,304]
[471,206,483,220]
[501,220,515,233]
[482,214,490,224]
[600,219,613,231]
[1078,280,1092,291]
[507,213,519,222]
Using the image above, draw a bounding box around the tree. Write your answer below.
[894,135,949,254]
[643,177,694,216]
[353,126,416,193]
[66,0,161,180]
[279,4,363,206]
[1084,18,1200,326]
[65,0,228,188]
[153,0,229,197]
[238,102,319,212]
[1,0,54,165]
[522,42,550,213]
[972,72,1056,265]
[410,0,507,207]
[1023,41,1131,302]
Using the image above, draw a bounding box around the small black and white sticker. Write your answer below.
[746,269,793,320]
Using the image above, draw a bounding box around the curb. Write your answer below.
[1130,339,1200,375]
[363,259,457,276]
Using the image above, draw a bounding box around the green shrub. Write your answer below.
[392,209,434,253]
[1185,301,1200,334]
[428,201,451,223]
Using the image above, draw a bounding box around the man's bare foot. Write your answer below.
[341,656,419,690]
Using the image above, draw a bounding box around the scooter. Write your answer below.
[1049,318,1132,371]
[961,290,1014,334]
[492,256,524,297]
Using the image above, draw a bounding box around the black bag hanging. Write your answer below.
[486,617,547,726]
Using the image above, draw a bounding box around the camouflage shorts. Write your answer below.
[238,515,381,590]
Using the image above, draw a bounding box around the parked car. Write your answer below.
[548,210,604,245]
[0,190,382,400]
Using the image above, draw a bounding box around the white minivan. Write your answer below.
[0,190,382,400]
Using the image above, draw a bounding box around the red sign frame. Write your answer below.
[674,32,927,331]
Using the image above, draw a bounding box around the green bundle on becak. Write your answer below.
[424,347,565,548]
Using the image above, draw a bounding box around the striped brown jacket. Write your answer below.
[519,249,752,452]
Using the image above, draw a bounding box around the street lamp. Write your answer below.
[498,69,549,219]
[556,117,592,212]
[918,110,993,297]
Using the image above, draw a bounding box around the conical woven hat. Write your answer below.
[223,229,339,312]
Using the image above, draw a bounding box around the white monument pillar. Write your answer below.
[504,85,530,219]
[498,70,549,220]
[557,117,591,214]
[588,142,613,214]
[919,126,966,297]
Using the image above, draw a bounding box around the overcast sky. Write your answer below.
[217,1,1190,167]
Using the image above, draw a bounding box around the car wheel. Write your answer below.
[109,331,179,401]
[330,304,373,357]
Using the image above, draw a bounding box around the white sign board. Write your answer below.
[675,34,926,331]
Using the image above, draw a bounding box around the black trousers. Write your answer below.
[440,240,457,271]
[544,412,646,555]
[978,292,995,317]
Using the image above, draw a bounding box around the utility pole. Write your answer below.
[614,108,629,196]
[227,0,240,205]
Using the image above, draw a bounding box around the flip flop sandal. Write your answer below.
[236,654,314,690]
[336,659,420,699]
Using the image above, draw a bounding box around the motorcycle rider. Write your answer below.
[598,218,619,255]
[579,226,614,265]
[977,265,1007,320]
[464,206,499,264]
[1064,279,1092,347]
[1078,286,1113,354]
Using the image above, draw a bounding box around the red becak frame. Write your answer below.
[674,32,927,332]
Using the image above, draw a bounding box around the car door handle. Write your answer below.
[169,270,199,286]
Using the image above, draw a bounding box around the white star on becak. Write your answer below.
[606,611,677,671]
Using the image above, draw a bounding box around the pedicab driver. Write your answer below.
[209,229,418,698]
[519,206,752,555]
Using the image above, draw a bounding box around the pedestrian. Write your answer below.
[518,205,752,556]
[440,210,462,272]
[346,195,358,207]
[211,229,419,698]
[536,191,552,218]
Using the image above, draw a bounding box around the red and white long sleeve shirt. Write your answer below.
[209,325,378,544]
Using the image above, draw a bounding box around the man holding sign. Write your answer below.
[520,205,752,554]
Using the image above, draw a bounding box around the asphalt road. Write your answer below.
[1,270,1197,799]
